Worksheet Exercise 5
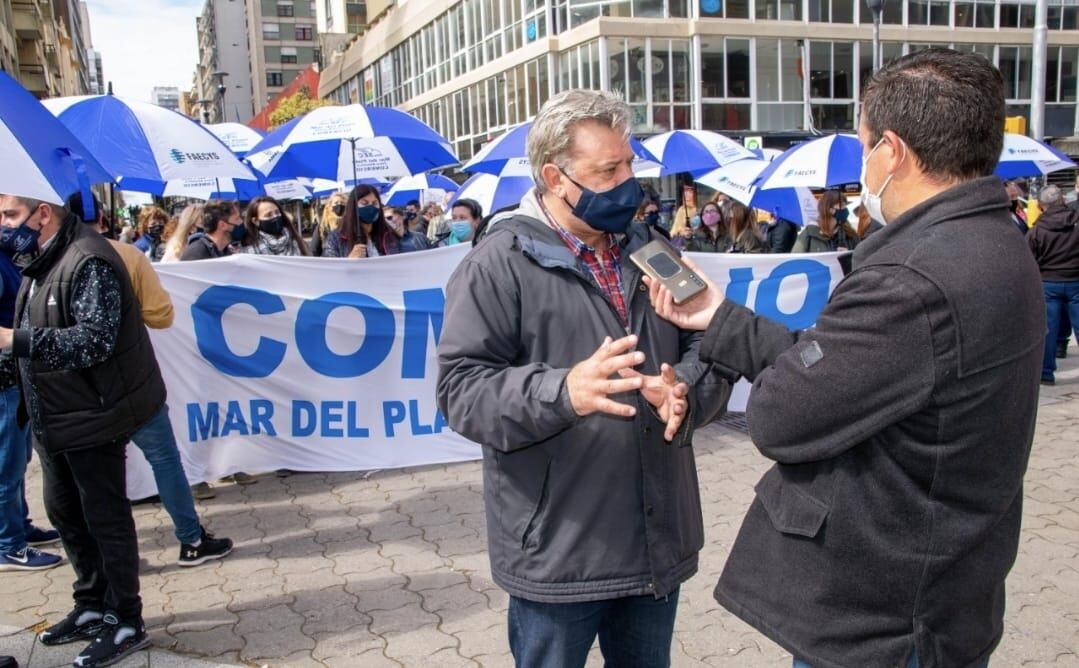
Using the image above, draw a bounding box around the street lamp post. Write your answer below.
[212,71,229,123]
[1031,0,1049,141]
[866,0,884,72]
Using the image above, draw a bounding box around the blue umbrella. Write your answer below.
[463,121,660,176]
[245,104,458,184]
[636,130,756,177]
[383,173,460,206]
[696,159,817,226]
[753,134,862,191]
[995,133,1077,179]
[206,123,266,156]
[0,72,111,218]
[448,173,533,216]
[43,94,255,195]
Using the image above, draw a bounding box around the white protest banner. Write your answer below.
[126,247,846,500]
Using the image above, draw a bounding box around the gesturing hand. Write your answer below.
[643,254,724,332]
[619,363,689,441]
[566,335,646,418]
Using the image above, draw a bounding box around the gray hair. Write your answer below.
[1038,184,1065,209]
[527,89,632,194]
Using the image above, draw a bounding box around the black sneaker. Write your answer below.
[38,608,105,646]
[178,527,233,567]
[25,526,61,546]
[72,614,149,667]
[1057,340,1069,359]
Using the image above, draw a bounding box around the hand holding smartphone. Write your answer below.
[630,239,707,305]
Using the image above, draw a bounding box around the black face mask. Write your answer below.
[644,212,660,227]
[148,224,164,240]
[332,204,346,217]
[260,215,285,237]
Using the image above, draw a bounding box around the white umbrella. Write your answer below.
[995,133,1077,178]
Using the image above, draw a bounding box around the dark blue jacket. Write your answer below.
[0,252,22,328]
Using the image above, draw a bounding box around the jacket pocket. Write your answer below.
[520,458,553,551]
[754,466,830,538]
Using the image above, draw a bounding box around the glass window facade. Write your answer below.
[326,0,1079,146]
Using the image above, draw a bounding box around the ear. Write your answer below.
[880,130,907,174]
[541,163,568,197]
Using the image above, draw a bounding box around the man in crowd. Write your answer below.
[0,206,62,573]
[76,193,234,566]
[0,193,168,666]
[180,200,241,261]
[437,89,731,667]
[1028,185,1079,385]
[437,198,483,246]
[641,48,1044,668]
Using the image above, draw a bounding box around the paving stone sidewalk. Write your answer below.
[2,351,1077,667]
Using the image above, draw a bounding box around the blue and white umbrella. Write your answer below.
[753,134,863,191]
[996,133,1077,178]
[464,121,660,177]
[0,72,111,215]
[43,94,255,195]
[383,173,459,206]
[245,104,458,184]
[636,130,756,177]
[448,173,533,216]
[206,123,266,156]
[696,159,817,226]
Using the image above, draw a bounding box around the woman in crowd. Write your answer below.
[671,183,699,237]
[324,185,389,259]
[310,192,348,257]
[419,202,444,238]
[793,189,859,253]
[239,196,310,256]
[134,206,169,261]
[160,203,204,263]
[684,201,730,253]
[854,199,883,240]
[632,199,670,240]
[726,201,769,253]
[437,198,483,247]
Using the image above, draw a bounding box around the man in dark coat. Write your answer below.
[0,194,167,668]
[642,48,1044,668]
[1028,185,1079,384]
[437,90,731,667]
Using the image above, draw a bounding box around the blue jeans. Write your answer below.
[1042,280,1079,380]
[508,589,679,668]
[130,405,201,545]
[0,385,31,553]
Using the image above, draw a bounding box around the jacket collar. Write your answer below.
[22,212,80,280]
[853,176,1010,266]
[491,188,651,272]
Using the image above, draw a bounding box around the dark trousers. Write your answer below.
[37,440,142,622]
[508,589,679,668]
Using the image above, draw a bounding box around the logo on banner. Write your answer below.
[169,149,186,164]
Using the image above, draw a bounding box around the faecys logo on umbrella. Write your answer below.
[169,148,223,165]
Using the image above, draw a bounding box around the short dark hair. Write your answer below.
[861,48,1004,182]
[202,200,237,233]
[451,198,483,220]
[405,199,420,209]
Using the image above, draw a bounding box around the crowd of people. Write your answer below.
[0,45,1076,668]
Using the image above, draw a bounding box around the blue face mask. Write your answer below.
[0,210,42,260]
[560,169,645,234]
[357,204,380,224]
[450,220,473,240]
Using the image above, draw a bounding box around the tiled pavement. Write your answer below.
[2,350,1077,667]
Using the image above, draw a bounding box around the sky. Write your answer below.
[83,0,204,103]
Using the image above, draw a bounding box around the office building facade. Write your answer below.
[152,86,182,112]
[246,0,322,107]
[1,0,93,98]
[320,0,1079,164]
[196,0,257,123]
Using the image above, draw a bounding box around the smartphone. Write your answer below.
[629,239,707,305]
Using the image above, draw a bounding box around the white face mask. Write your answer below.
[860,137,906,225]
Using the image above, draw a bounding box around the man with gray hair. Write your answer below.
[437,89,731,667]
[1029,183,1079,384]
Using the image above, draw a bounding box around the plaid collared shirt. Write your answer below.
[539,201,629,327]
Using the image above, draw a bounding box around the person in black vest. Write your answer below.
[0,193,165,667]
